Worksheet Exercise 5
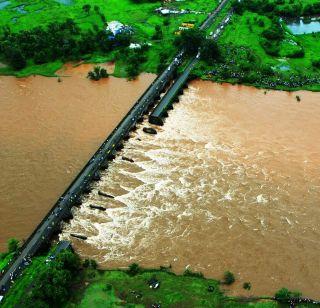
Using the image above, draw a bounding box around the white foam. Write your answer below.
[256,194,268,204]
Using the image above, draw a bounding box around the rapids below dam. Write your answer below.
[0,63,155,251]
[61,81,320,298]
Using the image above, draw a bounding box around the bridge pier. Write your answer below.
[107,152,116,160]
[100,161,109,170]
[93,171,101,181]
[74,197,82,206]
[115,142,124,151]
[83,185,92,194]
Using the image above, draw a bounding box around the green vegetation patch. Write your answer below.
[0,252,14,273]
[0,0,219,77]
[67,268,280,308]
[193,0,320,91]
[71,269,222,307]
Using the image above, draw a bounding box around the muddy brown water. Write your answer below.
[61,81,320,298]
[0,63,155,251]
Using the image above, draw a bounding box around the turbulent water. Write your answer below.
[0,64,155,250]
[61,81,320,298]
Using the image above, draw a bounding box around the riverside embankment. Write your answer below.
[62,81,320,299]
[0,64,155,251]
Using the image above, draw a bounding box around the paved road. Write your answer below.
[200,0,230,30]
[0,0,231,298]
[150,10,234,125]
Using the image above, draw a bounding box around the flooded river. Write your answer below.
[0,64,155,251]
[61,81,320,298]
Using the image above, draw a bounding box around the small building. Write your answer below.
[106,21,132,37]
[181,22,195,28]
[129,43,141,49]
[155,7,187,15]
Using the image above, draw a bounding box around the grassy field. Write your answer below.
[2,255,316,307]
[0,0,219,77]
[219,12,320,76]
[0,0,320,90]
[0,252,14,273]
[193,0,320,91]
[66,269,278,308]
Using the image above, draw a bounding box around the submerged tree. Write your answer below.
[7,238,19,253]
[87,66,109,80]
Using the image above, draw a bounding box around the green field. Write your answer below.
[0,0,219,77]
[0,252,14,273]
[67,269,276,308]
[193,0,320,91]
[0,0,320,90]
[2,249,317,308]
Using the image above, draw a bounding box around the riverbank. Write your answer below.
[0,0,220,79]
[1,0,320,91]
[0,64,155,251]
[3,250,316,308]
[67,268,278,307]
[0,248,298,308]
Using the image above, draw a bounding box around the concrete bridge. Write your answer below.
[0,0,231,298]
[149,10,234,126]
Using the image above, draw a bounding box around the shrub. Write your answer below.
[128,263,141,276]
[223,271,235,285]
[275,288,301,302]
[243,282,251,290]
[83,258,98,269]
[87,66,109,81]
[312,59,320,69]
[83,259,90,268]
[7,238,19,254]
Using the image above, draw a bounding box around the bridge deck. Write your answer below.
[149,9,233,126]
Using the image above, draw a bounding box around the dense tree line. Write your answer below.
[174,28,220,64]
[22,250,81,308]
[0,18,132,70]
[174,28,205,56]
[124,45,149,79]
[233,0,320,17]
[260,19,285,56]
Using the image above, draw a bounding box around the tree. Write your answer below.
[94,5,100,13]
[175,28,205,55]
[243,282,251,290]
[7,238,19,253]
[275,288,301,302]
[23,250,81,307]
[34,50,49,64]
[90,259,98,269]
[223,271,235,285]
[201,39,220,64]
[152,25,163,40]
[87,66,109,80]
[82,4,91,15]
[9,48,26,70]
[126,64,139,80]
[127,263,141,276]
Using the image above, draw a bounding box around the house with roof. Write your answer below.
[106,21,133,39]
